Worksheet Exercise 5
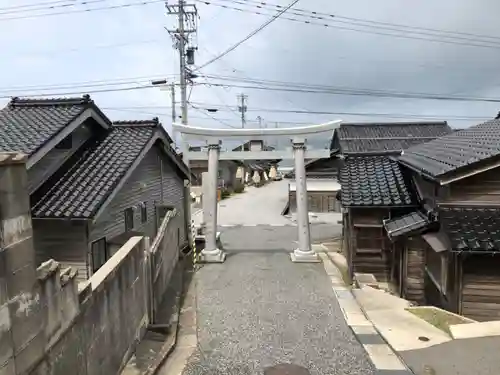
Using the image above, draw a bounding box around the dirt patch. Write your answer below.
[407,307,470,335]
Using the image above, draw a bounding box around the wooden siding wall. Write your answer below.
[33,218,89,284]
[414,175,437,205]
[288,191,341,213]
[27,123,93,192]
[461,255,500,321]
[403,237,425,305]
[448,167,500,203]
[90,146,186,246]
[349,209,391,281]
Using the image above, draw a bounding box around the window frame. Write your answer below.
[140,202,147,223]
[124,207,134,231]
[90,237,108,274]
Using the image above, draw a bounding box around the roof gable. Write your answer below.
[31,119,188,219]
[0,95,111,158]
[336,121,451,155]
[398,119,500,182]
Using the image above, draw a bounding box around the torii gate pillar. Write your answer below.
[291,140,319,262]
[174,120,341,263]
[200,143,226,263]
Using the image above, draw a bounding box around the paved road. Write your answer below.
[193,181,343,249]
[180,181,374,375]
[400,336,500,375]
[182,252,375,375]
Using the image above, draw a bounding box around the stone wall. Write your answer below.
[0,153,181,375]
[0,153,44,375]
[37,236,149,375]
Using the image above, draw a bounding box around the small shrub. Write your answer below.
[234,185,245,193]
[221,188,231,199]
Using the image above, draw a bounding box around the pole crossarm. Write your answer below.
[172,120,342,140]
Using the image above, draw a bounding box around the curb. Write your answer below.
[319,253,414,375]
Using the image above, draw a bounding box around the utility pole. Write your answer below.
[170,83,177,143]
[170,83,176,124]
[237,94,248,129]
[257,116,262,129]
[165,0,198,154]
[178,0,188,126]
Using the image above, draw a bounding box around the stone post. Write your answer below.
[252,170,260,185]
[200,144,226,263]
[291,142,319,262]
[0,153,45,374]
[269,164,277,180]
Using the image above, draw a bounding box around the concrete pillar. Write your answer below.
[252,170,260,185]
[291,142,319,262]
[0,152,45,374]
[235,166,244,179]
[200,144,226,263]
[269,164,277,180]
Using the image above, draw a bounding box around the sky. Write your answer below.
[2,0,500,152]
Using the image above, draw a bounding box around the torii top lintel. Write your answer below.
[172,120,342,141]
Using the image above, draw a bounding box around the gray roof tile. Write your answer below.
[335,122,451,154]
[31,124,156,219]
[384,211,429,239]
[339,156,416,207]
[440,207,500,253]
[398,119,500,178]
[0,96,98,155]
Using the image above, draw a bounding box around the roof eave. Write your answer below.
[396,158,440,182]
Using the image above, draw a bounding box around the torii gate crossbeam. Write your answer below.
[173,120,342,263]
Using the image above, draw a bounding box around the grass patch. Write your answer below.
[407,307,469,335]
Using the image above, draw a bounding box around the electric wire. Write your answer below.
[194,0,300,70]
[194,0,500,51]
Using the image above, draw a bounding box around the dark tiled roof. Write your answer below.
[384,211,429,239]
[0,95,103,155]
[336,122,451,155]
[339,156,416,207]
[32,124,156,218]
[440,207,500,253]
[398,119,500,179]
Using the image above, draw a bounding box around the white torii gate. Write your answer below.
[174,120,342,263]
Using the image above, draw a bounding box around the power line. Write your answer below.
[189,103,239,128]
[0,0,107,15]
[103,104,491,121]
[0,73,177,92]
[194,0,300,71]
[195,0,500,51]
[213,0,500,44]
[194,77,500,103]
[0,0,164,22]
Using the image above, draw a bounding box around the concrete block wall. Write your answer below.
[149,210,182,322]
[0,152,178,375]
[35,236,149,375]
[0,153,44,375]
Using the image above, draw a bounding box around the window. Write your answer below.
[141,202,147,223]
[124,207,134,231]
[55,134,73,150]
[91,238,108,273]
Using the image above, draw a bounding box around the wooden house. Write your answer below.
[337,121,452,288]
[0,96,191,283]
[386,117,500,321]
